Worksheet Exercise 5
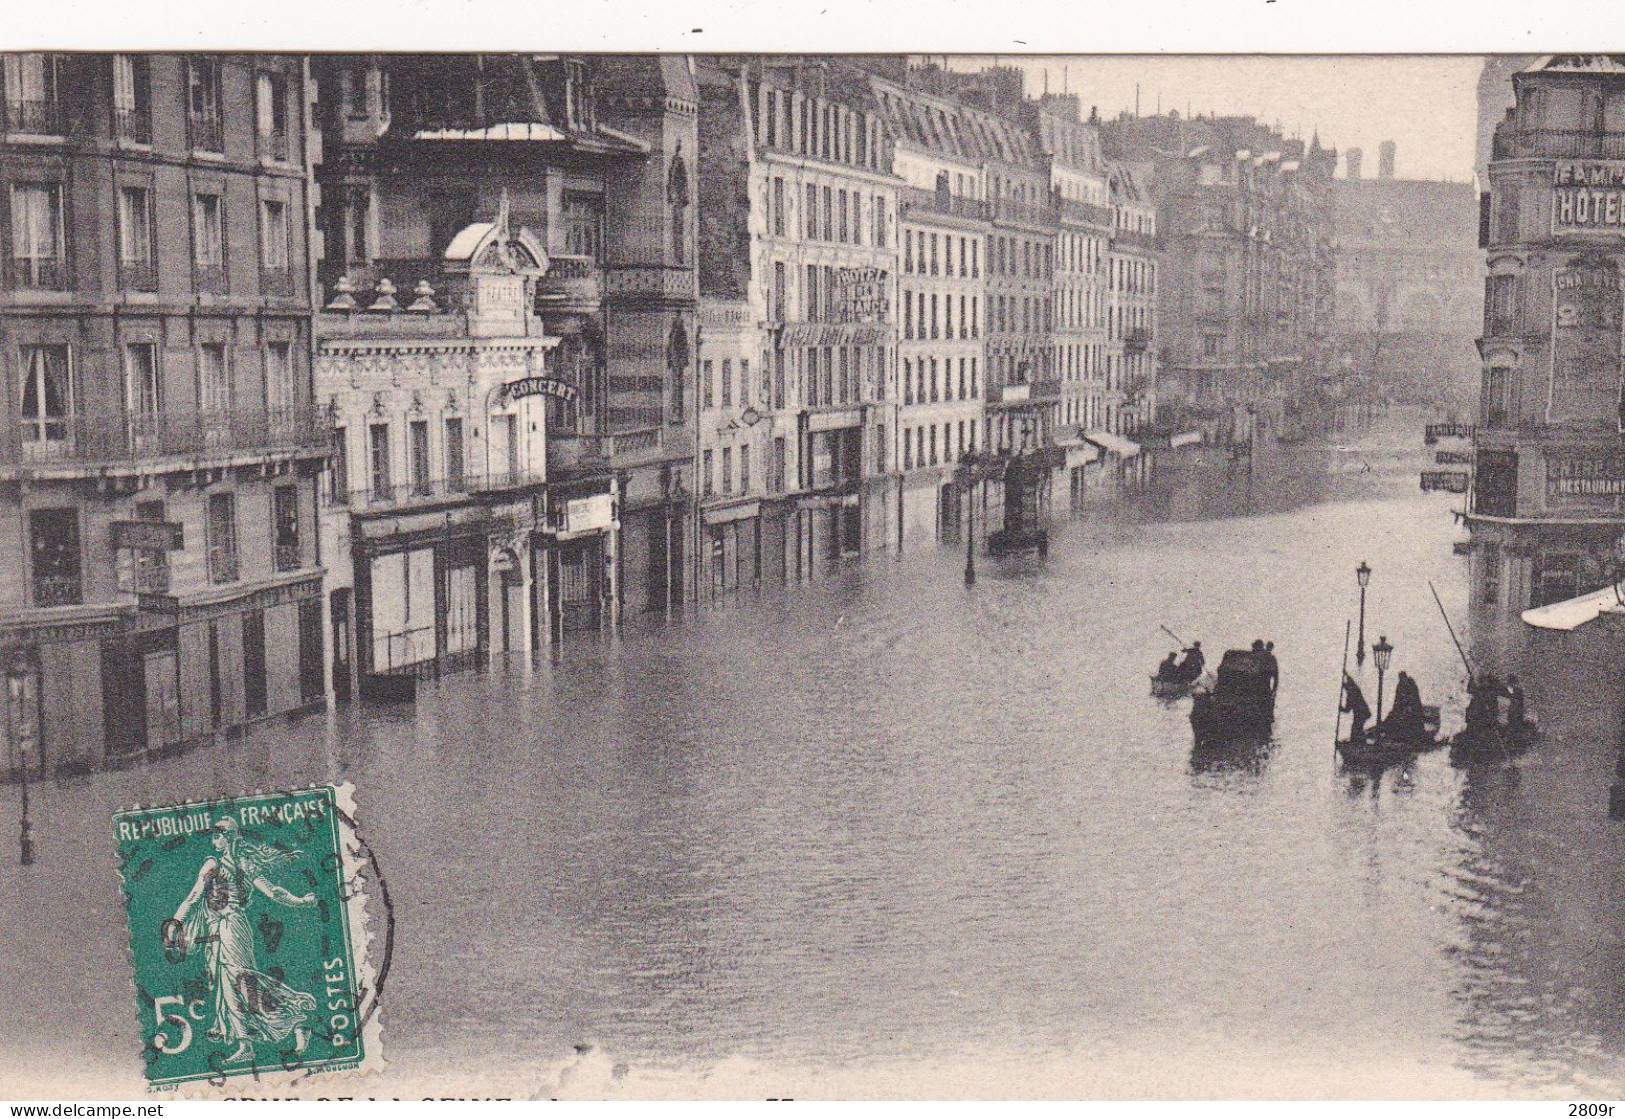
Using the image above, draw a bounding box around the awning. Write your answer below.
[1084,431,1142,458]
[1522,584,1625,631]
[1170,430,1204,449]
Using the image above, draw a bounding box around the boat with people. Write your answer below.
[1190,645,1277,743]
[1448,671,1538,764]
[1150,629,1205,699]
[1337,704,1443,767]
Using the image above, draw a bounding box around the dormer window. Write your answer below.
[566,60,594,131]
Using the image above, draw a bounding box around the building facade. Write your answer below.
[1,53,325,779]
[311,54,696,693]
[1468,56,1625,671]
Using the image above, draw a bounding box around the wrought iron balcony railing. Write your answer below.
[5,257,66,291]
[1493,128,1625,161]
[1,404,328,469]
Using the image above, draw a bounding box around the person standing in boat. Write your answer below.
[1157,651,1180,680]
[1502,674,1529,731]
[1260,641,1279,697]
[1465,673,1502,733]
[1176,642,1205,681]
[1342,674,1372,744]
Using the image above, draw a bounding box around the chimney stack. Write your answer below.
[1378,140,1396,180]
[1346,147,1364,180]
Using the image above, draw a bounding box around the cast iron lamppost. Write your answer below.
[958,457,978,586]
[10,663,34,867]
[1355,561,1371,667]
[1372,634,1393,730]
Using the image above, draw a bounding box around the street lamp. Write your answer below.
[959,457,978,587]
[1372,634,1394,729]
[9,664,34,867]
[1355,561,1371,667]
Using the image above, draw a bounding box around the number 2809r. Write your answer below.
[1570,1106,1615,1116]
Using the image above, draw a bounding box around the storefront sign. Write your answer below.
[1421,471,1469,494]
[778,323,890,348]
[497,375,578,406]
[1424,422,1475,441]
[564,493,615,534]
[1546,453,1625,507]
[111,520,184,552]
[1548,258,1623,426]
[1553,161,1625,233]
[1435,450,1472,465]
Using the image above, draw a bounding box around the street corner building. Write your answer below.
[1468,55,1625,678]
[0,54,326,780]
[311,55,698,698]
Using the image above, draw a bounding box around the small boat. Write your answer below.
[1191,649,1276,743]
[1449,718,1539,765]
[1337,705,1444,766]
[1151,673,1194,699]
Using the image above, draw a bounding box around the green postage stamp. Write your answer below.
[114,785,386,1090]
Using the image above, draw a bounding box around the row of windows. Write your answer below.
[25,485,302,611]
[1058,231,1106,276]
[15,341,301,453]
[902,290,979,341]
[3,54,293,161]
[766,175,890,248]
[5,179,296,295]
[702,438,790,498]
[1110,256,1155,296]
[330,414,487,504]
[767,261,895,325]
[991,293,1051,336]
[991,234,1053,281]
[901,419,979,471]
[755,84,884,173]
[902,355,978,405]
[903,228,980,278]
[701,356,752,411]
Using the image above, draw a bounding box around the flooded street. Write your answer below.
[6,410,1625,1099]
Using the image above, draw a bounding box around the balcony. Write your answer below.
[260,267,294,298]
[119,259,157,293]
[899,186,989,222]
[1112,227,1161,254]
[188,114,224,153]
[991,197,1059,228]
[1493,128,1625,161]
[341,470,548,511]
[130,561,170,595]
[1060,198,1114,228]
[273,543,302,573]
[5,257,66,292]
[549,427,666,471]
[113,107,151,145]
[535,255,602,315]
[5,98,61,136]
[31,574,81,607]
[1,404,328,471]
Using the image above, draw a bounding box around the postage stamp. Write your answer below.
[114,784,385,1091]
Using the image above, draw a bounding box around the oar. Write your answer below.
[1334,618,1351,759]
[1159,624,1186,648]
[1429,580,1475,686]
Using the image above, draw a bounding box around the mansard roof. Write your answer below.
[869,78,1043,169]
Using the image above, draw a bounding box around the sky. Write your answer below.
[949,56,1486,184]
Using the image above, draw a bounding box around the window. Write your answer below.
[722,447,733,494]
[409,420,430,496]
[721,358,733,407]
[124,343,160,445]
[112,55,152,144]
[207,492,239,583]
[445,417,465,490]
[260,198,291,295]
[772,261,786,322]
[9,183,64,290]
[1482,366,1513,427]
[740,359,751,407]
[740,444,751,493]
[1485,274,1518,336]
[3,54,61,135]
[874,198,886,247]
[1479,543,1500,606]
[187,58,223,152]
[264,342,295,416]
[343,186,372,265]
[117,184,155,290]
[772,436,786,493]
[192,193,226,292]
[369,423,391,498]
[564,193,603,261]
[904,358,914,405]
[19,344,70,449]
[1202,333,1225,358]
[331,426,349,500]
[772,177,785,237]
[703,448,714,496]
[838,189,849,242]
[702,359,714,409]
[805,183,818,240]
[773,350,785,410]
[1534,552,1580,609]
[904,426,913,470]
[905,229,914,274]
[198,343,230,416]
[28,508,80,606]
[255,71,289,161]
[273,485,300,572]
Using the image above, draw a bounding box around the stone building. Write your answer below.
[1468,55,1625,671]
[696,58,900,582]
[0,53,325,778]
[1103,113,1338,445]
[870,75,991,550]
[1101,159,1160,479]
[311,53,696,691]
[1329,149,1481,412]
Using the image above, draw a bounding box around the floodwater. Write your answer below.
[5,409,1625,1099]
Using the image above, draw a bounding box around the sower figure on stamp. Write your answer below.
[167,818,319,1064]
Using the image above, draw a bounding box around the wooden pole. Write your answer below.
[1334,618,1351,758]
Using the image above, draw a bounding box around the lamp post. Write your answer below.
[1372,634,1393,729]
[1355,561,1371,667]
[959,458,977,587]
[9,665,34,866]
